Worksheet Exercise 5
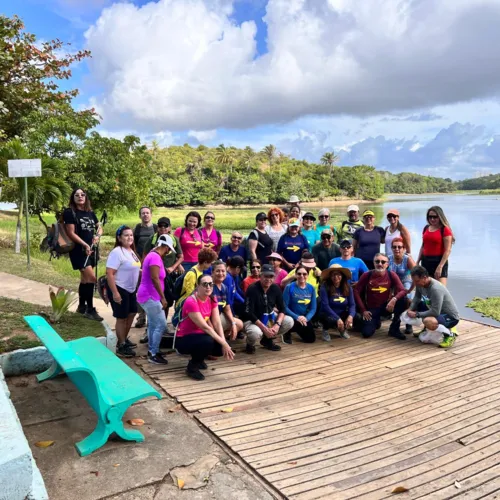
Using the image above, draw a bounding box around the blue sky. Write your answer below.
[4,0,500,179]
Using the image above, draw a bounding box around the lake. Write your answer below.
[329,193,500,326]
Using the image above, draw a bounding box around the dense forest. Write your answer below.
[455,173,500,191]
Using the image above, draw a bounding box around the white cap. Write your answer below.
[156,234,175,252]
[288,195,300,204]
[347,205,359,213]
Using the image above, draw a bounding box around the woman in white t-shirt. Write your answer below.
[384,208,412,257]
[106,226,142,358]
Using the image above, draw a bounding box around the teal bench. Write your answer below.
[24,315,162,457]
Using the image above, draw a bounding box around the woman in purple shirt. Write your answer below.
[353,210,385,270]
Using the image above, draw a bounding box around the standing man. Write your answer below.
[406,266,460,348]
[336,205,364,243]
[242,264,294,354]
[134,206,157,328]
[312,229,341,270]
[353,253,407,340]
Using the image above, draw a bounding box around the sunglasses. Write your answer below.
[374,259,388,265]
[201,282,214,288]
[251,266,261,269]
[232,236,242,240]
[296,272,308,276]
[257,218,266,222]
[387,215,398,219]
[321,235,332,239]
[271,213,280,217]
[158,224,169,228]
[428,215,439,220]
[319,215,329,219]
[303,218,314,221]
[392,245,404,249]
[205,216,215,220]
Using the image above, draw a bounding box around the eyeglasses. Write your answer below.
[319,215,329,219]
[321,235,332,240]
[251,266,261,269]
[296,272,308,276]
[392,245,403,249]
[232,236,242,240]
[428,215,439,220]
[201,282,214,288]
[205,216,215,220]
[374,259,388,265]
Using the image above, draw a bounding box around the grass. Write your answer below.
[0,297,105,353]
[478,189,500,195]
[467,297,500,322]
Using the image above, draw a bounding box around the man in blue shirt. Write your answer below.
[219,232,248,266]
[329,239,369,284]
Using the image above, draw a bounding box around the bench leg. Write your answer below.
[75,420,110,457]
[37,361,63,383]
[108,406,145,444]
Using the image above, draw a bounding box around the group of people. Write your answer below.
[64,189,459,382]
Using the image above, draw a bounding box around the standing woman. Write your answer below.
[352,210,385,270]
[137,235,175,365]
[276,218,309,271]
[384,209,411,257]
[248,212,274,264]
[64,188,103,321]
[106,226,141,357]
[417,206,454,286]
[174,211,203,271]
[201,211,222,255]
[301,212,320,251]
[265,207,287,251]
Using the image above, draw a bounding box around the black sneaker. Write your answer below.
[77,305,86,315]
[125,338,137,348]
[244,344,256,354]
[260,338,281,351]
[198,360,208,370]
[186,361,205,380]
[148,352,168,365]
[116,343,136,358]
[405,324,414,335]
[389,330,406,341]
[84,307,103,321]
[139,332,149,344]
[282,332,292,345]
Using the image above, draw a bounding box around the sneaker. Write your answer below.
[84,307,103,321]
[148,352,168,365]
[282,332,292,345]
[388,330,406,341]
[237,331,245,339]
[439,334,456,349]
[450,326,458,335]
[124,338,137,348]
[260,338,281,351]
[77,305,86,315]
[322,330,331,342]
[339,330,350,339]
[405,324,413,335]
[198,360,208,370]
[244,344,256,354]
[186,362,205,381]
[414,327,425,338]
[139,333,149,344]
[116,343,136,358]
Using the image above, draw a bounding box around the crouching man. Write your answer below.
[406,265,460,348]
[242,264,293,354]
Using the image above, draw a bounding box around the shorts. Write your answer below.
[421,256,448,278]
[107,285,138,319]
[437,314,459,329]
[69,245,99,271]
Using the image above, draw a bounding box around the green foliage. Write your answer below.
[456,173,500,191]
[467,297,500,322]
[49,286,77,322]
[382,171,455,194]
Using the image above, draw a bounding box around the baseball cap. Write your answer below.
[362,209,375,217]
[318,208,330,217]
[340,239,353,248]
[261,264,275,276]
[288,218,300,227]
[321,228,333,236]
[386,208,400,216]
[256,212,267,221]
[347,205,359,213]
[156,234,175,252]
[302,212,316,221]
[157,217,171,226]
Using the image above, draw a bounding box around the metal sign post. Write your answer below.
[7,159,42,269]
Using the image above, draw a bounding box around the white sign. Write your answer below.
[8,159,42,178]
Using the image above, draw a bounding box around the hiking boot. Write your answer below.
[282,332,292,345]
[260,337,281,351]
[186,361,205,380]
[244,344,256,354]
[139,333,149,344]
[198,360,208,370]
[322,330,331,342]
[339,330,350,339]
[135,318,146,328]
[439,334,456,349]
[405,324,414,335]
[389,330,406,341]
[125,338,137,348]
[77,305,86,315]
[116,343,136,358]
[84,307,103,321]
[148,352,168,365]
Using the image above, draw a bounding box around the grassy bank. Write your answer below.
[0,297,105,353]
[478,189,500,195]
[467,297,500,322]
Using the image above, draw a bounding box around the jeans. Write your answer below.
[243,315,294,346]
[361,298,407,338]
[176,334,223,363]
[141,299,167,355]
[319,311,350,331]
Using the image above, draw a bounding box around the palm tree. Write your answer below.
[241,146,255,171]
[321,151,339,176]
[261,144,277,166]
[0,139,70,253]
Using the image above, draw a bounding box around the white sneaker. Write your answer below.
[322,330,331,342]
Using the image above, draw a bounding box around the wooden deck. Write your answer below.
[138,320,500,499]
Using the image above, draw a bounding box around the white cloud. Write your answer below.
[187,129,217,142]
[85,0,500,132]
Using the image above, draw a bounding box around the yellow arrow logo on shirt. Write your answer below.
[187,240,202,246]
[297,299,311,305]
[287,245,301,252]
[219,301,227,308]
[334,297,346,303]
[371,286,388,293]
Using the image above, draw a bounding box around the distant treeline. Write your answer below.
[455,173,500,191]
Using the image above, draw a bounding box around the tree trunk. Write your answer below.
[15,199,23,254]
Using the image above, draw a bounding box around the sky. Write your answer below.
[4,0,500,179]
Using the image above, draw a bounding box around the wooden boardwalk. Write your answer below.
[138,320,500,499]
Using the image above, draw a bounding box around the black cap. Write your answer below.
[157,217,171,226]
[340,238,353,248]
[303,212,316,221]
[256,212,267,221]
[261,264,275,275]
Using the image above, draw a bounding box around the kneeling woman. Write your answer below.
[176,275,235,380]
[282,265,317,344]
[212,260,244,341]
[319,264,356,341]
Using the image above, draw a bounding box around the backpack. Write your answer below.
[172,267,198,302]
[422,225,445,237]
[134,223,158,246]
[244,229,266,250]
[96,276,110,305]
[47,210,75,259]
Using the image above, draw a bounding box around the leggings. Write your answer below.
[290,320,316,343]
[176,334,223,363]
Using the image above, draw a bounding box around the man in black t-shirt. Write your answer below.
[241,264,293,354]
[134,206,157,258]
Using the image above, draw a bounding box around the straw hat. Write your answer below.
[321,264,352,281]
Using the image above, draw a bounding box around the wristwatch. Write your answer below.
[415,312,420,318]
[276,321,282,327]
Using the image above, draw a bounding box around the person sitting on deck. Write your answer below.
[241,264,294,354]
[406,265,460,349]
[353,253,408,341]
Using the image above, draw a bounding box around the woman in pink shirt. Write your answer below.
[201,211,222,255]
[267,252,288,288]
[174,211,203,270]
[175,274,235,380]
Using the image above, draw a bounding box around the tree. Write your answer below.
[321,151,339,176]
[261,144,277,166]
[241,146,256,171]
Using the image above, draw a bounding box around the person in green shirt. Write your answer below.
[336,204,364,242]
